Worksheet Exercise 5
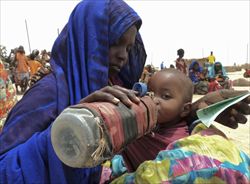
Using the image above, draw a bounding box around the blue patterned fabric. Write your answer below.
[188,60,203,83]
[0,0,146,183]
[208,61,228,79]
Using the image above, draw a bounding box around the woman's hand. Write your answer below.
[190,89,250,128]
[79,85,140,107]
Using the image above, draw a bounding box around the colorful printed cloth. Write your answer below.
[112,123,250,184]
[0,61,17,130]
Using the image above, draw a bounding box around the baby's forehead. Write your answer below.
[149,70,182,87]
[154,70,180,80]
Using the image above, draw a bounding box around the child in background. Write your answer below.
[175,48,187,75]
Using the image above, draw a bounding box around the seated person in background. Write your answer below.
[169,64,175,69]
[243,68,250,78]
[208,61,232,92]
[139,64,153,84]
[27,53,42,77]
[188,60,209,95]
[112,69,250,184]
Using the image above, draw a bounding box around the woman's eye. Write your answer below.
[126,45,132,52]
[112,39,120,47]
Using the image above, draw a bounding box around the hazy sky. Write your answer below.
[1,0,249,67]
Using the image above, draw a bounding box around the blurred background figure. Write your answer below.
[160,61,165,70]
[208,61,233,92]
[207,51,216,74]
[27,50,42,77]
[208,51,216,65]
[188,60,209,95]
[175,48,187,75]
[140,64,154,84]
[14,46,30,93]
[0,59,17,132]
[243,68,250,78]
[169,64,175,69]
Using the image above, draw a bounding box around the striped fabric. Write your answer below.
[78,96,157,154]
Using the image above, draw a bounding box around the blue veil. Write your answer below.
[208,61,228,78]
[51,0,146,107]
[188,60,203,83]
[0,0,146,183]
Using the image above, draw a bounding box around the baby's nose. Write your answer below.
[153,96,160,105]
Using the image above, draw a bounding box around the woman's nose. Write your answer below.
[117,48,128,66]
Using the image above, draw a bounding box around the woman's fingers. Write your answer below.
[215,109,238,129]
[215,107,248,128]
[219,89,248,99]
[243,95,250,104]
[232,101,250,115]
[79,86,140,107]
[200,89,249,106]
[112,85,140,104]
[79,90,120,104]
[229,108,248,124]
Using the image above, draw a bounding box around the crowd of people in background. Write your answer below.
[0,45,52,127]
[0,45,51,93]
[140,49,233,95]
[0,44,238,97]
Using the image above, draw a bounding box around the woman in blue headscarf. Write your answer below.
[208,61,233,91]
[0,0,146,183]
[188,60,209,95]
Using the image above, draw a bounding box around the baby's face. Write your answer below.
[148,71,185,124]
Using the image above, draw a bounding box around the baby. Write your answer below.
[121,68,194,171]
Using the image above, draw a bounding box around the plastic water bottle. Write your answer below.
[51,84,157,168]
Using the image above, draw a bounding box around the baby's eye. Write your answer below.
[162,94,171,100]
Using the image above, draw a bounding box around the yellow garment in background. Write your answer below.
[208,55,216,64]
[28,60,42,76]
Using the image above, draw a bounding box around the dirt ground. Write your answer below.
[193,69,250,155]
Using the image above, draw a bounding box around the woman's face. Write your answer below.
[214,63,222,72]
[108,25,137,77]
[193,63,199,70]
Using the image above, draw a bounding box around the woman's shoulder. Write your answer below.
[28,73,57,99]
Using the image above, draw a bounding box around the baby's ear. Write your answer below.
[180,102,192,118]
